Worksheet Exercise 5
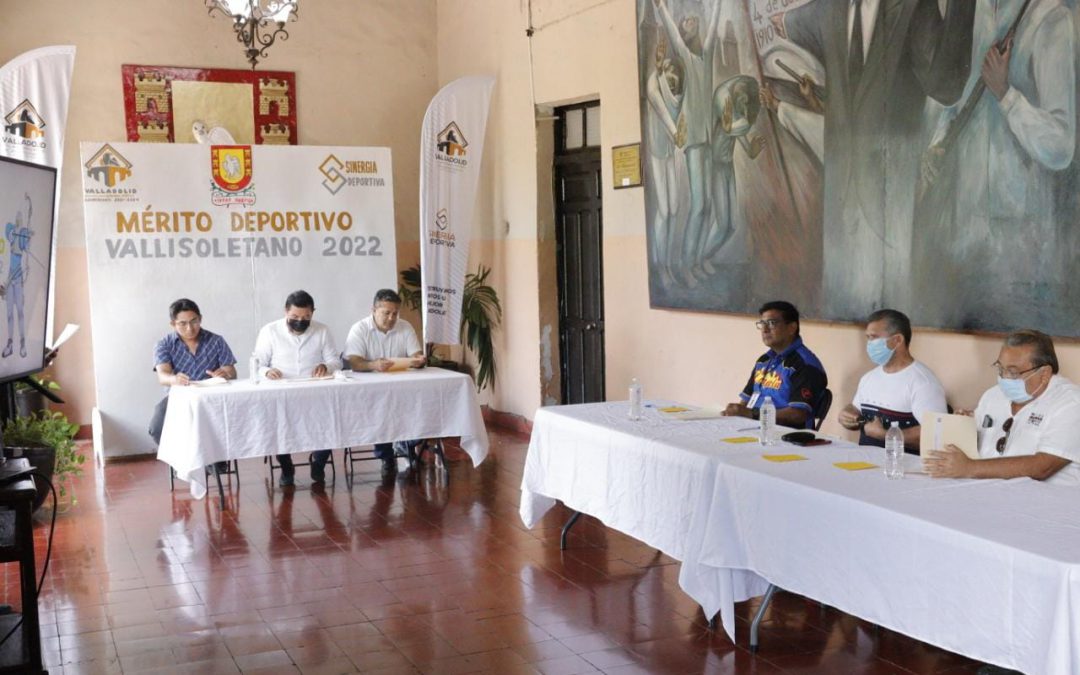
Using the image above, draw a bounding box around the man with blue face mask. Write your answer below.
[838,309,946,452]
[924,330,1080,484]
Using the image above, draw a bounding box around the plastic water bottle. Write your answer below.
[759,396,776,445]
[885,421,904,479]
[628,378,643,420]
[249,353,261,383]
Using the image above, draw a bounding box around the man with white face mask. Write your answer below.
[838,309,947,451]
[924,330,1080,484]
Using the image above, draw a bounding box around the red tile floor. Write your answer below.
[10,426,987,674]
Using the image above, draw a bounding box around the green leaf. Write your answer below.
[399,262,502,392]
[3,409,85,494]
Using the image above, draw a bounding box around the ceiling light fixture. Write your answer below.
[206,0,298,69]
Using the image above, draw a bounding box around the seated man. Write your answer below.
[344,288,426,476]
[150,298,237,473]
[924,330,1080,484]
[724,300,827,429]
[838,309,947,453]
[253,290,342,486]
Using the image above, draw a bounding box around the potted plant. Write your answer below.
[12,375,60,417]
[400,263,502,391]
[2,410,84,511]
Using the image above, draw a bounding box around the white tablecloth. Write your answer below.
[159,368,488,498]
[520,402,1080,675]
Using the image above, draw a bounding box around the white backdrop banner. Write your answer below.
[81,142,396,455]
[1,45,76,341]
[419,75,494,345]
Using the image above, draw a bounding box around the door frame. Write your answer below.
[553,100,605,404]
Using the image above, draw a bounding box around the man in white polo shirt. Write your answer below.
[838,309,947,453]
[345,288,425,476]
[924,329,1080,484]
[253,289,342,487]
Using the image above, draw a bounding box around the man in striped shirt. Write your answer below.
[149,299,237,469]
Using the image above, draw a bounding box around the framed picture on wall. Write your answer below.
[121,64,297,145]
[612,143,642,189]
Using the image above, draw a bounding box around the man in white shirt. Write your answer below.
[253,290,342,486]
[345,288,425,476]
[924,330,1080,485]
[838,309,947,453]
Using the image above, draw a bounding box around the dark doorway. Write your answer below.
[555,102,604,405]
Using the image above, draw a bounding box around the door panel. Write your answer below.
[556,132,604,405]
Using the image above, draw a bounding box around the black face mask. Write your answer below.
[287,319,311,333]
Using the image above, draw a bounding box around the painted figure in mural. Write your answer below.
[759,55,825,164]
[653,0,721,288]
[2,194,33,359]
[645,32,685,287]
[781,0,976,318]
[702,75,765,266]
[913,0,1075,332]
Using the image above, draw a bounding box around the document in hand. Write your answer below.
[385,358,415,372]
[920,412,978,459]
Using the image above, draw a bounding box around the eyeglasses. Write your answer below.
[992,362,1043,380]
[174,318,201,329]
[996,417,1013,455]
[755,319,786,330]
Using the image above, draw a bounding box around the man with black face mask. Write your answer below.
[253,289,341,486]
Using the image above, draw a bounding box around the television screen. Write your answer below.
[0,156,57,384]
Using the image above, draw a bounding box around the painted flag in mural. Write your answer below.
[419,75,495,345]
[745,0,823,98]
[0,45,76,336]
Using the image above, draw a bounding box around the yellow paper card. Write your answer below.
[659,406,691,413]
[722,436,758,444]
[834,461,878,471]
[762,454,808,462]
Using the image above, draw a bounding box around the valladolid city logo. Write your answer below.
[3,99,48,150]
[435,121,468,169]
[210,145,255,206]
[84,144,137,202]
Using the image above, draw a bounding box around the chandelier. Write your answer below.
[206,1,299,69]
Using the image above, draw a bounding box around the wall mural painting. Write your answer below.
[637,0,1080,336]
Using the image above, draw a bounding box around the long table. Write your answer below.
[520,402,1080,675]
[159,368,489,498]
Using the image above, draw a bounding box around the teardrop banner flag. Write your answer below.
[419,75,495,345]
[0,46,76,340]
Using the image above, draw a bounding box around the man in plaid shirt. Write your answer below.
[149,298,237,470]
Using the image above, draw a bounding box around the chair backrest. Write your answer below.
[814,388,833,431]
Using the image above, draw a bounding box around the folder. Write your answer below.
[920,412,979,459]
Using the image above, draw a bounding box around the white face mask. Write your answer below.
[997,376,1032,403]
[866,337,895,366]
[996,366,1047,404]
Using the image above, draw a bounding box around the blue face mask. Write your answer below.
[997,376,1034,404]
[866,337,895,366]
